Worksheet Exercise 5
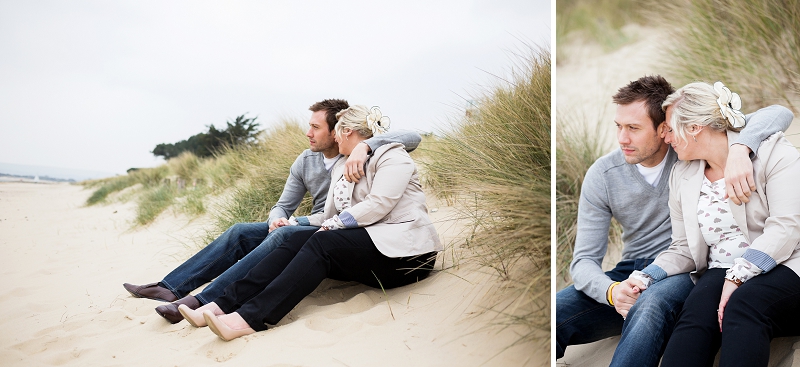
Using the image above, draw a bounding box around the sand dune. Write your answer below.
[0,182,542,366]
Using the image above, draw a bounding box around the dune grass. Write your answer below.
[660,0,800,110]
[85,166,169,205]
[135,185,176,225]
[556,0,650,60]
[82,120,310,228]
[422,44,550,342]
[555,110,622,287]
[205,121,311,240]
[168,151,201,181]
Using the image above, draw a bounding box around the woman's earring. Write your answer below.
[692,135,697,142]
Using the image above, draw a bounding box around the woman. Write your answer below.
[179,105,442,340]
[627,82,800,366]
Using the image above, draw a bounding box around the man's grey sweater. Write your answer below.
[570,105,794,304]
[267,130,421,225]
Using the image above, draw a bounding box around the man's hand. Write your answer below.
[725,144,756,205]
[613,279,645,318]
[718,280,740,331]
[269,218,290,232]
[344,142,369,183]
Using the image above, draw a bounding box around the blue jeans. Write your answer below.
[556,259,694,367]
[159,223,317,304]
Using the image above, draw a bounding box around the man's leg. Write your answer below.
[194,225,317,304]
[609,272,694,367]
[159,222,273,298]
[556,260,637,359]
[556,285,624,358]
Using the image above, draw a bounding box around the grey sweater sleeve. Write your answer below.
[734,105,793,155]
[569,162,615,304]
[363,130,422,153]
[267,154,308,225]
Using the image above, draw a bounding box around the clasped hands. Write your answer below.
[612,278,647,319]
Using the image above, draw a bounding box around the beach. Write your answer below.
[0,181,543,366]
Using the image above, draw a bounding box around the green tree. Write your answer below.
[152,114,261,160]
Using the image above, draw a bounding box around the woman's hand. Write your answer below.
[718,279,740,331]
[344,143,370,183]
[724,144,756,205]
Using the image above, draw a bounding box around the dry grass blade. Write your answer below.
[422,43,550,347]
[660,0,800,110]
[555,108,622,287]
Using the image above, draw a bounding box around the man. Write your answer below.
[123,99,422,323]
[556,75,793,366]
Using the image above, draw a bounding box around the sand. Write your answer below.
[556,24,800,367]
[0,181,544,366]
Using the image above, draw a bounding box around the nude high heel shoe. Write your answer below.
[203,311,256,341]
[178,304,207,327]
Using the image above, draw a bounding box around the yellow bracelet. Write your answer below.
[607,282,621,306]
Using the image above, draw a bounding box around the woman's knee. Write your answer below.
[723,289,762,321]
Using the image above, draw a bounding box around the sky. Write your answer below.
[0,0,549,178]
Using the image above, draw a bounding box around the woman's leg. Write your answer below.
[660,268,727,367]
[212,229,318,320]
[234,228,434,330]
[719,265,800,367]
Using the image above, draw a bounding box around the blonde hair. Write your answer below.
[662,82,743,145]
[334,105,390,141]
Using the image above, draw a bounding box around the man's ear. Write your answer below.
[657,122,667,138]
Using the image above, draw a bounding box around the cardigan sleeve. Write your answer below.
[268,154,309,225]
[741,134,800,271]
[734,105,793,156]
[339,148,415,227]
[569,162,616,304]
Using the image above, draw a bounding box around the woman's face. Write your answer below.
[664,106,694,161]
[334,127,357,155]
[663,105,699,161]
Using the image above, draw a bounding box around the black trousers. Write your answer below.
[661,266,800,367]
[213,228,436,331]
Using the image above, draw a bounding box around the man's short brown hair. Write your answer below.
[612,75,675,129]
[309,99,349,131]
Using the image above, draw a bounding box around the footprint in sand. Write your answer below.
[303,291,392,333]
[201,334,249,362]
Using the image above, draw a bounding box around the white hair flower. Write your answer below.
[713,81,746,128]
[365,106,391,135]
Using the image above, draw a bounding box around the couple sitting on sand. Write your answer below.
[557,76,800,367]
[124,99,442,341]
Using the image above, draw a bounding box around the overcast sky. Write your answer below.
[0,0,549,176]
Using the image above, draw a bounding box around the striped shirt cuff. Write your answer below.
[743,248,778,272]
[642,264,668,283]
[339,211,358,228]
[295,216,310,226]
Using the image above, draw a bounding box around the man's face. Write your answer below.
[306,111,337,153]
[615,100,668,167]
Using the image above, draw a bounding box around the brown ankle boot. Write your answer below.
[155,295,201,324]
[123,282,178,302]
